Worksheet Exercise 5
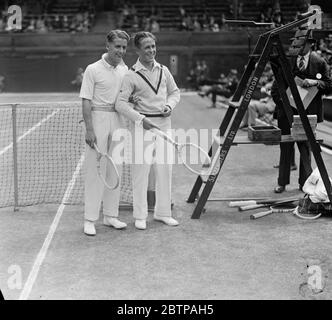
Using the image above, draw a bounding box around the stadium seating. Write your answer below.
[0,0,96,33]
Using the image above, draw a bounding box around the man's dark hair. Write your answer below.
[134,31,156,48]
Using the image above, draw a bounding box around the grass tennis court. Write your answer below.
[1,92,332,300]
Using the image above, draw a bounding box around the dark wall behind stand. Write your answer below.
[0,30,310,92]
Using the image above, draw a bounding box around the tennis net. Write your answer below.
[0,101,134,209]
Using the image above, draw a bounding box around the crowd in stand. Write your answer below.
[116,1,162,32]
[0,0,95,33]
[115,0,312,33]
[178,6,228,32]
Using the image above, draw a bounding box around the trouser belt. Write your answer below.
[91,105,116,112]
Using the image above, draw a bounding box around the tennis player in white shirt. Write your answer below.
[80,30,130,236]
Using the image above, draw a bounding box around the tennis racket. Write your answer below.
[239,196,300,211]
[93,143,120,190]
[79,120,120,190]
[151,128,212,175]
[250,203,297,220]
[230,196,300,208]
[293,206,322,220]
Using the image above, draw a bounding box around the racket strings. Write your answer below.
[178,143,211,175]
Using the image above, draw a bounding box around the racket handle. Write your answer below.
[239,204,266,211]
[229,200,256,207]
[250,210,273,220]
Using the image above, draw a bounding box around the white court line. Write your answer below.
[0,110,59,156]
[19,152,85,300]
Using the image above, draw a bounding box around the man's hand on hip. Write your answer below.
[142,118,160,131]
[162,105,172,117]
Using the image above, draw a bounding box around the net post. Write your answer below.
[12,104,19,212]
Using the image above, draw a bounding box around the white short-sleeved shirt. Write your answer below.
[79,53,128,108]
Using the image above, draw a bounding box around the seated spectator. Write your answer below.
[179,16,188,31]
[0,15,5,32]
[44,15,53,32]
[200,13,209,31]
[75,12,84,25]
[36,15,48,33]
[200,60,209,81]
[52,15,62,30]
[272,10,284,28]
[150,19,160,33]
[122,2,130,19]
[257,10,266,23]
[192,16,201,31]
[179,5,186,18]
[238,1,244,19]
[209,16,216,31]
[25,18,36,32]
[0,74,5,93]
[240,64,275,128]
[211,23,220,32]
[82,19,90,33]
[186,60,203,89]
[218,13,226,30]
[132,15,140,32]
[142,16,151,31]
[318,38,328,52]
[199,69,239,108]
[71,67,84,90]
[62,15,70,32]
[129,4,137,18]
[239,84,275,129]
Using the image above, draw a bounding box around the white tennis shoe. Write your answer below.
[103,217,127,229]
[135,219,147,230]
[84,221,96,236]
[154,216,179,226]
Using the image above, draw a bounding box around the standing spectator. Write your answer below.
[272,34,332,193]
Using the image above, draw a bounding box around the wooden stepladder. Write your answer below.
[187,7,332,219]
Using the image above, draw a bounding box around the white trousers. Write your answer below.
[131,117,173,220]
[83,111,123,222]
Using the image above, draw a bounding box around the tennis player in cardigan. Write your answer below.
[116,31,181,230]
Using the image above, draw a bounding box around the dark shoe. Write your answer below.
[291,164,297,171]
[274,185,286,193]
